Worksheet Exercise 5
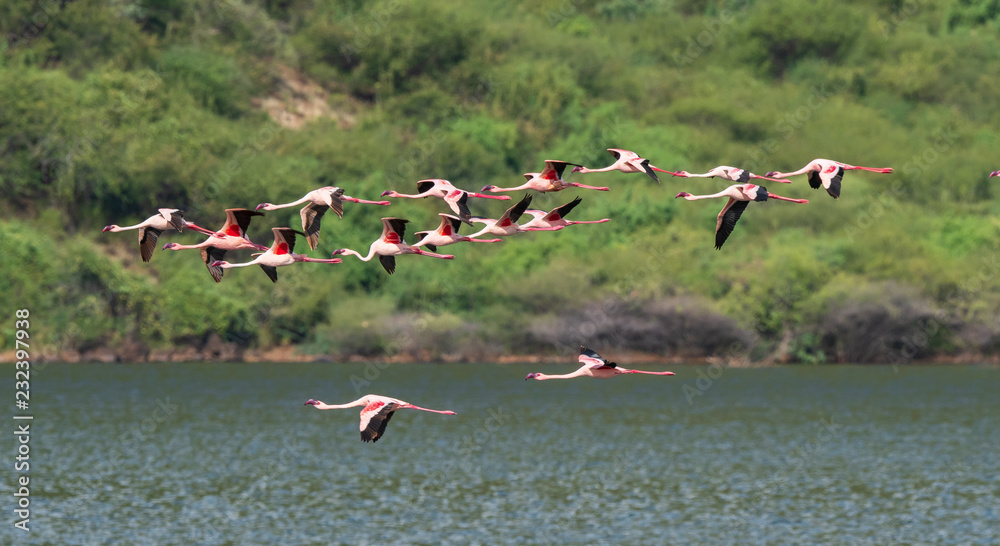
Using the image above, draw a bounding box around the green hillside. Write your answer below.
[3,0,1000,363]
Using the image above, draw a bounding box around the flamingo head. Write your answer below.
[481,185,496,192]
[675,192,692,199]
[571,166,584,173]
[304,399,319,406]
[764,171,779,178]
[524,373,540,381]
[255,203,271,211]
[102,225,117,232]
[210,260,228,268]
[380,190,396,197]
[162,242,179,250]
[991,170,1000,178]
[331,249,346,256]
[673,171,690,177]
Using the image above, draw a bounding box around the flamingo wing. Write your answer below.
[549,197,583,222]
[158,208,186,231]
[224,208,264,237]
[715,198,749,250]
[325,187,345,218]
[543,160,581,180]
[734,169,751,184]
[504,194,532,224]
[138,227,162,262]
[300,203,328,251]
[446,191,473,225]
[272,227,304,254]
[360,402,401,443]
[381,217,409,241]
[579,346,617,369]
[379,254,396,275]
[259,265,278,283]
[639,159,660,183]
[201,246,227,282]
[823,166,844,199]
[443,214,464,235]
[607,149,624,161]
[416,180,436,195]
[807,170,823,190]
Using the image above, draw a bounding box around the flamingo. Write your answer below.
[675,184,808,249]
[413,213,503,252]
[572,148,681,183]
[161,208,269,282]
[333,217,454,274]
[255,186,391,251]
[670,166,792,184]
[304,394,457,443]
[766,159,893,199]
[520,197,610,230]
[481,160,610,193]
[525,346,675,380]
[210,227,342,282]
[381,179,510,225]
[467,194,563,238]
[102,208,219,262]
[989,170,1000,178]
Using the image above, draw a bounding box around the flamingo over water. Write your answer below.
[333,217,454,274]
[766,159,893,199]
[573,148,680,183]
[161,208,269,282]
[304,394,457,443]
[482,160,610,193]
[210,227,342,282]
[256,186,390,251]
[102,208,219,262]
[525,346,675,380]
[675,183,808,249]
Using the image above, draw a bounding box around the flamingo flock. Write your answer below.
[102,150,899,441]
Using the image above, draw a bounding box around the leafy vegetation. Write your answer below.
[2,0,999,363]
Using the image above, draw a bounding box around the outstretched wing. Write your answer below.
[734,169,751,184]
[223,208,264,237]
[158,208,186,231]
[446,191,473,225]
[379,254,396,275]
[542,160,581,180]
[639,159,660,183]
[201,246,227,282]
[548,197,583,222]
[416,180,436,195]
[138,227,162,262]
[272,227,305,255]
[326,187,345,218]
[715,198,749,250]
[807,170,822,190]
[360,402,401,443]
[259,265,278,283]
[579,345,616,369]
[823,166,844,199]
[300,203,327,251]
[502,194,532,224]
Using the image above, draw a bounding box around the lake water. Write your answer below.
[7,363,999,544]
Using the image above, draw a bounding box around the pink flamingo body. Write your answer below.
[573,148,680,183]
[675,184,808,249]
[413,213,503,252]
[766,159,893,199]
[210,227,342,282]
[256,186,390,251]
[304,394,457,443]
[468,194,563,238]
[482,160,610,193]
[161,208,269,282]
[525,346,675,380]
[671,166,792,184]
[520,197,610,230]
[382,179,510,225]
[334,217,454,274]
[102,208,219,262]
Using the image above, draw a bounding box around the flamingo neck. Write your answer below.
[109,222,147,232]
[265,195,312,210]
[341,246,377,262]
[311,398,368,410]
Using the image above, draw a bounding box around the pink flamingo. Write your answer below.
[989,170,1000,178]
[413,213,503,252]
[304,394,457,443]
[520,197,610,230]
[256,186,390,251]
[382,179,510,225]
[210,227,342,282]
[481,160,610,193]
[525,346,675,381]
[161,208,269,282]
[572,148,680,183]
[102,208,219,262]
[333,217,454,274]
[671,166,792,184]
[675,184,808,249]
[766,159,893,199]
[467,194,563,238]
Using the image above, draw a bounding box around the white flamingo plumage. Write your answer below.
[481,160,610,193]
[102,208,219,262]
[255,186,390,250]
[161,208,269,282]
[766,159,893,199]
[210,227,342,282]
[671,166,792,184]
[333,217,455,274]
[675,183,808,249]
[467,194,563,238]
[413,213,503,253]
[381,179,510,225]
[520,197,610,230]
[304,394,457,443]
[572,148,680,183]
[525,346,675,380]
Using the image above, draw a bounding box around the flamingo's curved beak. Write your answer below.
[381,190,393,197]
[304,399,318,406]
[102,225,114,232]
[162,243,175,250]
[991,170,1000,178]
[572,166,583,173]
[480,185,494,192]
[765,171,778,178]
[332,249,344,256]
[524,373,538,381]
[255,203,268,211]
[675,192,691,198]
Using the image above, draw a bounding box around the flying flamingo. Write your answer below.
[381,179,510,225]
[413,213,503,252]
[989,170,1000,178]
[670,166,792,184]
[525,346,675,381]
[520,197,610,230]
[210,227,342,282]
[256,186,391,251]
[333,217,454,274]
[467,194,563,238]
[481,160,610,193]
[572,148,681,183]
[675,184,808,249]
[161,208,269,282]
[766,159,893,199]
[304,394,457,443]
[102,208,219,262]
